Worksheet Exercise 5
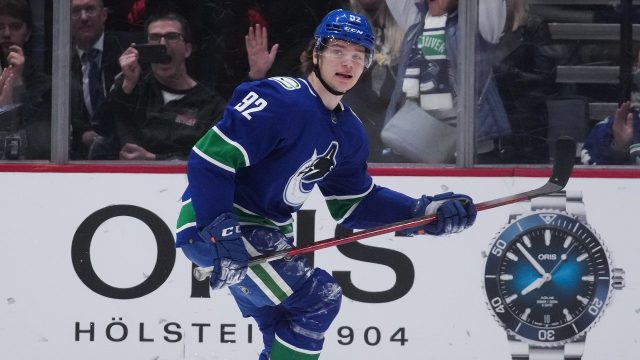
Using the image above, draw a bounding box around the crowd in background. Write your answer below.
[0,0,639,165]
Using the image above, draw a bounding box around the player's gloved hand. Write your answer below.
[401,192,477,236]
[199,213,249,289]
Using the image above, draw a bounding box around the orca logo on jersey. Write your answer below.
[284,142,339,207]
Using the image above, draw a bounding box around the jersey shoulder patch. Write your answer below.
[268,76,303,91]
[236,77,309,102]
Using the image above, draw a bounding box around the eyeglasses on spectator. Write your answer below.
[71,5,101,19]
[147,32,184,44]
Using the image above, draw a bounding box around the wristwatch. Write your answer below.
[483,191,625,359]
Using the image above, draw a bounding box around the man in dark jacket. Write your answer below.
[70,0,131,159]
[102,12,225,161]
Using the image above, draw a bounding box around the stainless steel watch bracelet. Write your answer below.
[509,190,585,222]
[508,334,585,360]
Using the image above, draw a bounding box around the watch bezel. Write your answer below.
[483,209,616,347]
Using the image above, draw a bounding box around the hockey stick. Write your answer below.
[193,137,576,281]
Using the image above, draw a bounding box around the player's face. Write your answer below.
[316,39,366,93]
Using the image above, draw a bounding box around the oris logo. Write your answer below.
[538,254,557,261]
[71,206,415,303]
[71,205,176,300]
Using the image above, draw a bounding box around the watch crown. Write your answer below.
[612,268,626,290]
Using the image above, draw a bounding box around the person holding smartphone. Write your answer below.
[0,0,51,160]
[95,11,226,160]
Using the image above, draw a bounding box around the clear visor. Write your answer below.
[318,39,373,68]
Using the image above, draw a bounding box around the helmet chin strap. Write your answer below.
[313,58,345,96]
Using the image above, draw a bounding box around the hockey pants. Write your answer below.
[181,226,342,359]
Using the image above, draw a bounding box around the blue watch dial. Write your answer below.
[484,211,612,345]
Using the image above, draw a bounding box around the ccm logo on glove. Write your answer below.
[200,214,242,243]
[221,226,241,238]
[196,213,249,289]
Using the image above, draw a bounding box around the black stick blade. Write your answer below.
[550,136,576,188]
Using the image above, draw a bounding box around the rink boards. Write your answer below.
[0,169,638,359]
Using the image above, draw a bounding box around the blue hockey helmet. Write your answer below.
[314,9,375,60]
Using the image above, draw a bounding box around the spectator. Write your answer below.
[382,0,511,163]
[70,0,130,159]
[122,1,344,100]
[99,12,225,160]
[343,0,405,162]
[208,0,343,98]
[581,100,640,165]
[104,0,221,84]
[245,1,344,79]
[243,23,279,81]
[580,48,640,166]
[494,0,558,163]
[0,0,51,160]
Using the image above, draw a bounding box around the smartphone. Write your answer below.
[3,135,21,160]
[133,44,169,63]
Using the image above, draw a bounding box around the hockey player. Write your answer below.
[175,9,477,360]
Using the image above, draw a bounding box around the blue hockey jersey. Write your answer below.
[176,76,416,246]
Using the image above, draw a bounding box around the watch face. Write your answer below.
[484,210,614,346]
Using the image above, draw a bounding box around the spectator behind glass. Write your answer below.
[70,0,130,159]
[383,0,511,164]
[581,100,640,165]
[0,0,51,160]
[244,1,344,79]
[494,0,558,164]
[104,0,223,91]
[581,50,640,166]
[96,12,226,161]
[244,23,278,82]
[113,1,344,100]
[216,0,343,99]
[343,0,405,162]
